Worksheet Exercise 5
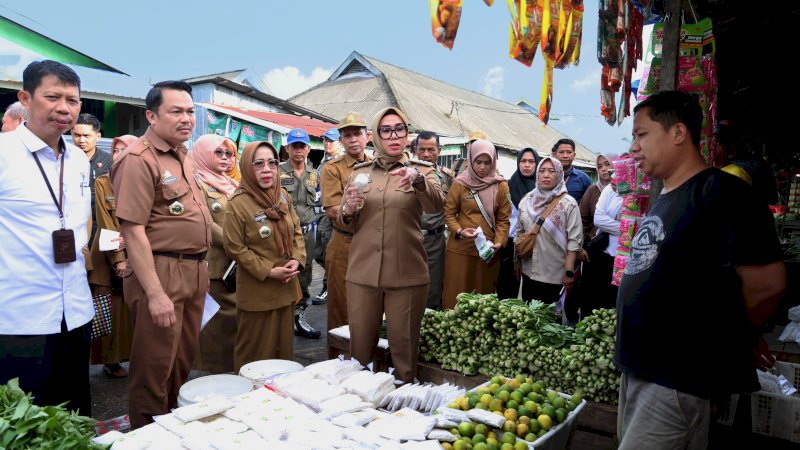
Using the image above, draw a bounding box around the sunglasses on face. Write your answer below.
[214,149,235,159]
[252,159,279,170]
[377,124,408,139]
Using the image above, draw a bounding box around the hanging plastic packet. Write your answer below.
[474,226,495,262]
[611,250,629,286]
[430,0,463,50]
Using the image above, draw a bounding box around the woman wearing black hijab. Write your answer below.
[496,148,540,300]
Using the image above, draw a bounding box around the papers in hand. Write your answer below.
[98,228,121,251]
[201,293,220,330]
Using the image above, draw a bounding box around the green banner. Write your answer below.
[206,110,242,143]
[238,123,282,155]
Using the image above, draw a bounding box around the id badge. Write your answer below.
[52,229,76,264]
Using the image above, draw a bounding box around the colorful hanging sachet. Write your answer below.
[598,0,644,126]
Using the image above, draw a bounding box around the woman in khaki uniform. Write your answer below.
[190,135,239,373]
[224,141,306,371]
[88,135,137,378]
[442,140,512,310]
[338,107,445,383]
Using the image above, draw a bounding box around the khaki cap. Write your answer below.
[468,130,488,142]
[338,112,367,129]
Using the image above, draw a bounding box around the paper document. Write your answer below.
[201,293,220,330]
[98,228,121,251]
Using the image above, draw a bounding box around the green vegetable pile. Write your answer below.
[420,293,620,404]
[0,378,106,449]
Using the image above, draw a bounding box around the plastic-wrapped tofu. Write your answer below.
[403,440,450,450]
[331,408,379,427]
[305,357,363,385]
[317,393,373,419]
[153,413,207,437]
[111,422,182,449]
[427,428,457,442]
[282,378,345,410]
[209,430,272,450]
[466,408,506,428]
[340,371,396,405]
[92,430,124,447]
[173,395,234,422]
[434,407,469,423]
[199,414,249,435]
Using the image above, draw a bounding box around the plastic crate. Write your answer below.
[751,361,800,443]
[467,380,587,450]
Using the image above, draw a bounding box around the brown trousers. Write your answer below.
[124,255,207,429]
[442,250,500,310]
[346,282,427,383]
[325,230,352,331]
[234,306,293,372]
[194,280,237,373]
[90,285,133,365]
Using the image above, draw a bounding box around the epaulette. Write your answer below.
[331,153,346,163]
[229,189,247,200]
[440,167,455,178]
[353,161,373,170]
[408,158,434,167]
[126,138,149,156]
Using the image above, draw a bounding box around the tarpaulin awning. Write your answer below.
[198,103,336,138]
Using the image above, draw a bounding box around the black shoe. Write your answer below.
[312,290,327,305]
[294,308,321,339]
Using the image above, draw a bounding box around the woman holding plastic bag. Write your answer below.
[515,156,583,305]
[441,140,511,310]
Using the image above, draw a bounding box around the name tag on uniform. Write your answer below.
[163,170,177,184]
[281,178,295,186]
[253,213,267,223]
[105,195,115,201]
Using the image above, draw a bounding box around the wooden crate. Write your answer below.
[327,333,392,373]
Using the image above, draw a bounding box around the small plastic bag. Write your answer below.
[474,226,495,262]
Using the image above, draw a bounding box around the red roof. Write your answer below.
[214,105,336,138]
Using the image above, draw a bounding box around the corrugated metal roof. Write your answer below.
[200,103,336,137]
[290,51,597,164]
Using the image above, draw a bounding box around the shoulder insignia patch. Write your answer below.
[353,161,373,170]
[409,159,434,167]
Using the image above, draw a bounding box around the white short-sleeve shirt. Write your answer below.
[0,124,93,334]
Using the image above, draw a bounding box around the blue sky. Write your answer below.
[0,0,635,154]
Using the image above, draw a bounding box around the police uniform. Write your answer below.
[336,156,445,383]
[278,161,317,305]
[320,151,371,332]
[87,175,132,367]
[223,189,306,370]
[419,164,454,310]
[193,179,236,373]
[111,128,211,429]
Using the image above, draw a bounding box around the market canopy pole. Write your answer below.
[0,15,128,75]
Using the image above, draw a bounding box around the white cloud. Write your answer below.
[572,69,599,92]
[481,66,505,98]
[261,66,333,99]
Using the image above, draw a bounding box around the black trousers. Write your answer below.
[521,275,563,304]
[0,318,91,415]
[496,242,521,300]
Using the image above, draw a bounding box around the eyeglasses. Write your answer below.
[377,124,408,139]
[214,149,235,159]
[252,159,279,170]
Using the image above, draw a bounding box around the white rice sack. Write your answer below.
[153,413,207,438]
[331,408,379,428]
[111,422,182,450]
[427,428,457,442]
[173,395,234,422]
[467,408,507,429]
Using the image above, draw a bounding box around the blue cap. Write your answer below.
[287,128,310,145]
[323,128,340,141]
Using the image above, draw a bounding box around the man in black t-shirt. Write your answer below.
[614,91,786,449]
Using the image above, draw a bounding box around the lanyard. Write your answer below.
[32,151,66,229]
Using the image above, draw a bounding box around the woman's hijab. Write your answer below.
[239,141,292,258]
[522,156,568,217]
[508,147,540,208]
[371,106,410,168]
[191,135,239,196]
[454,139,504,226]
[111,135,138,152]
[595,153,619,190]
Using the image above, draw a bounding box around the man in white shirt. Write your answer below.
[1,101,27,132]
[0,60,92,415]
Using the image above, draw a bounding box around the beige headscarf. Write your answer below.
[191,134,239,196]
[454,139,504,226]
[239,141,292,258]
[111,135,138,152]
[371,106,411,168]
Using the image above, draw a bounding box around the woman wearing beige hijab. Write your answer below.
[338,106,445,383]
[441,140,511,309]
[190,134,239,373]
[223,141,306,370]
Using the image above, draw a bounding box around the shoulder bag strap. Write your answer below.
[531,193,566,235]
[470,188,494,232]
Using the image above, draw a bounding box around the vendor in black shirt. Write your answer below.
[614,91,786,450]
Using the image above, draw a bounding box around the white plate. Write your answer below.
[178,374,252,404]
[239,359,304,382]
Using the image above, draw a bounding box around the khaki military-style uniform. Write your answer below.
[420,165,454,310]
[278,161,317,305]
[111,127,211,429]
[336,155,445,382]
[320,152,371,332]
[87,175,132,367]
[223,189,306,371]
[193,180,236,373]
[441,181,512,310]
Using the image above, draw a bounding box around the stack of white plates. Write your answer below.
[177,374,253,407]
[239,359,304,388]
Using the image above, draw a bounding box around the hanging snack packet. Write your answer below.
[430,0,463,50]
[618,210,641,250]
[612,250,629,286]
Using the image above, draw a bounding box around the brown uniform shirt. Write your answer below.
[223,189,306,311]
[444,181,512,256]
[320,152,372,211]
[88,175,125,287]
[420,165,454,231]
[278,161,318,225]
[336,157,445,288]
[111,128,211,254]
[198,180,232,279]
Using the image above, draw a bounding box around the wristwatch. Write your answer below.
[411,167,425,188]
[565,270,575,278]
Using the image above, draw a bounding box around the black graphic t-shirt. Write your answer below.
[614,168,782,398]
